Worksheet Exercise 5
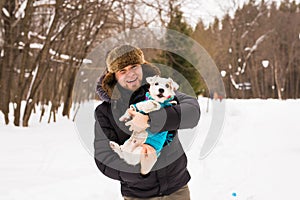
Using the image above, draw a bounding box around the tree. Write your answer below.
[156,5,205,96]
[192,0,300,99]
[0,0,190,126]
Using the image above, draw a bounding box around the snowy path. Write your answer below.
[1,99,300,200]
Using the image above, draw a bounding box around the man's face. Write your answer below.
[115,64,143,91]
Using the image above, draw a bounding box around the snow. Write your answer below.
[2,8,10,18]
[1,98,300,200]
[30,43,44,49]
[221,70,226,77]
[230,75,239,89]
[15,0,28,19]
[28,31,47,40]
[33,0,56,7]
[82,59,92,64]
[262,60,269,68]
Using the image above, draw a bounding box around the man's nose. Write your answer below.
[159,88,164,93]
[126,69,135,76]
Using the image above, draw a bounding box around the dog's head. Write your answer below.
[146,75,179,103]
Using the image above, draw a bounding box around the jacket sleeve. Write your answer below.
[94,105,140,180]
[148,91,200,133]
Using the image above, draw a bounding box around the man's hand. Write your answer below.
[125,109,149,133]
[140,144,157,175]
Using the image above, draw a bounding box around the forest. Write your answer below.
[0,0,299,126]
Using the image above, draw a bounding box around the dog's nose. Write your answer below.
[159,88,164,93]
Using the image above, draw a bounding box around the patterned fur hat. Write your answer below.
[100,45,160,99]
[106,45,145,73]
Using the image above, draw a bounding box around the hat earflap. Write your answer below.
[101,72,120,99]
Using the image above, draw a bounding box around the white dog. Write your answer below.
[109,75,179,165]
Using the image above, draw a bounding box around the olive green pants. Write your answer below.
[123,184,190,200]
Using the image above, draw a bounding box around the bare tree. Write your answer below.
[1,0,184,126]
[192,0,300,99]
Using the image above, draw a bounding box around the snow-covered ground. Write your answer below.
[1,98,300,200]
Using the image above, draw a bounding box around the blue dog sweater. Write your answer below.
[132,92,175,154]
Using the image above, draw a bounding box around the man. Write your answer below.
[94,44,200,199]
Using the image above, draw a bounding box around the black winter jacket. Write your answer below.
[94,82,200,198]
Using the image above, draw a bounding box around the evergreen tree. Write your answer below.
[154,6,205,96]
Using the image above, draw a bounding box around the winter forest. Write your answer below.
[0,0,299,126]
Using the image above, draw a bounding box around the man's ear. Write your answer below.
[168,78,179,91]
[146,75,158,84]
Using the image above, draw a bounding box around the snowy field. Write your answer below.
[1,98,300,200]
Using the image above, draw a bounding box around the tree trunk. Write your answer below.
[62,68,78,117]
[1,1,16,124]
[13,0,34,126]
[13,102,21,126]
[249,58,261,98]
[273,59,282,100]
[22,0,62,126]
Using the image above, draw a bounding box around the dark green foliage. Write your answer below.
[153,6,206,97]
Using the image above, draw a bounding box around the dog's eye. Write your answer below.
[165,84,170,88]
[155,82,158,86]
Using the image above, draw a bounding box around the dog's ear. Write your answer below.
[146,75,158,84]
[168,78,179,91]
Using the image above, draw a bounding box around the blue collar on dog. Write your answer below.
[145,92,174,107]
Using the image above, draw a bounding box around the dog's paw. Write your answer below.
[119,112,131,122]
[110,141,119,150]
[110,141,124,159]
[119,107,136,122]
[136,100,161,113]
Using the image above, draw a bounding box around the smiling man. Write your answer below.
[94,44,200,200]
[115,64,143,92]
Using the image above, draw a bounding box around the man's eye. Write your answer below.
[155,83,159,86]
[165,84,169,88]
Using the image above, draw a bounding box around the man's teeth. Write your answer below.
[127,79,136,83]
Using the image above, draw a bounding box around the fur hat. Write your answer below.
[99,45,160,100]
[106,45,145,73]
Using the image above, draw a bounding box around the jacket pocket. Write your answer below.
[120,171,158,189]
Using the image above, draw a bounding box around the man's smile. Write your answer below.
[127,77,138,83]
